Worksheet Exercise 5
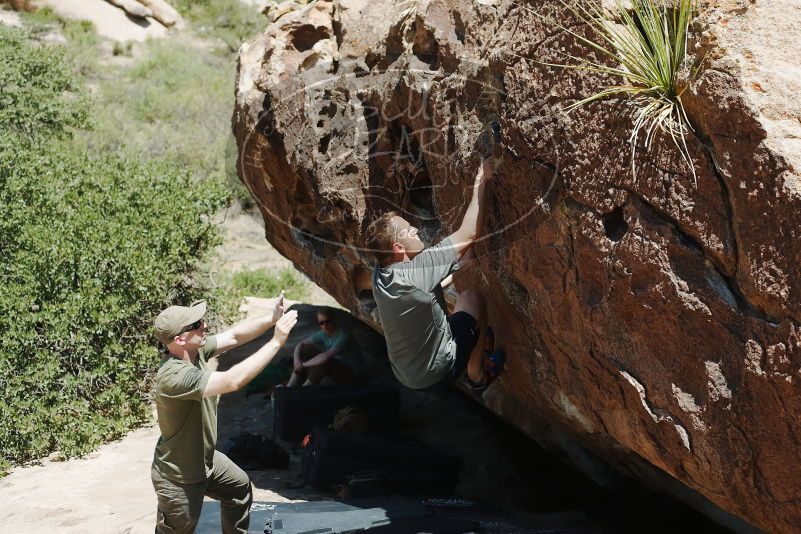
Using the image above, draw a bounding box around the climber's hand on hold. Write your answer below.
[478,120,501,162]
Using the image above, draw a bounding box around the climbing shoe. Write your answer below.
[466,348,505,393]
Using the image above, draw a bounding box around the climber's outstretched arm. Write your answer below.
[448,157,493,259]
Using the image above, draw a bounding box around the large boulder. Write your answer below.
[233,0,801,531]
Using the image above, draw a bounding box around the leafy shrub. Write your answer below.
[0,25,229,473]
[0,25,89,139]
[21,7,100,77]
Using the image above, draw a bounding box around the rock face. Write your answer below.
[233,0,801,531]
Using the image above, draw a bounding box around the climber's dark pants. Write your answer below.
[420,311,480,392]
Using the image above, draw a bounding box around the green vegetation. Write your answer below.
[215,268,311,322]
[77,37,235,183]
[22,2,263,192]
[0,0,301,472]
[0,25,228,473]
[21,7,100,76]
[536,0,698,180]
[0,23,89,138]
[171,0,264,52]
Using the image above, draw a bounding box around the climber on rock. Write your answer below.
[364,126,504,393]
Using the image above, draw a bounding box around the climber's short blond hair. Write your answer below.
[363,211,400,265]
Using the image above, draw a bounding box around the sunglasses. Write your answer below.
[318,319,332,326]
[179,319,203,334]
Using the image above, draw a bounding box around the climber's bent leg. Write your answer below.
[451,289,487,384]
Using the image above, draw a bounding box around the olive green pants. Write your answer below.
[152,450,253,534]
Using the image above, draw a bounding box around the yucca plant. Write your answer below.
[530,0,699,182]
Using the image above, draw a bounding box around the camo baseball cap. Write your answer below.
[154,300,207,345]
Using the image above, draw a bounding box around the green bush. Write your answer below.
[0,25,229,473]
[0,25,89,139]
[21,7,100,77]
[229,268,310,301]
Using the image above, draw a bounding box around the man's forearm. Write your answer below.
[227,339,283,390]
[226,313,277,348]
[302,350,336,368]
[450,158,492,251]
[463,159,491,238]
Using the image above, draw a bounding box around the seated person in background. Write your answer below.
[287,306,362,386]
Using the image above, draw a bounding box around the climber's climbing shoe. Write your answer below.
[483,348,505,381]
[465,348,505,393]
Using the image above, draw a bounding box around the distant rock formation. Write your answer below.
[106,0,152,20]
[3,0,39,12]
[233,0,801,531]
[2,0,184,29]
[135,0,183,27]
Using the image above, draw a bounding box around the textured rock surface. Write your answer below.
[233,0,801,531]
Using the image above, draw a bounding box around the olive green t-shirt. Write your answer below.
[151,336,218,484]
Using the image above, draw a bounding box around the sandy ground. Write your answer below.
[0,424,161,532]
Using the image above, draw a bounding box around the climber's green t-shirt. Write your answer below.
[151,336,218,484]
[372,237,460,389]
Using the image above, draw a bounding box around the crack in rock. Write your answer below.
[620,370,692,451]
